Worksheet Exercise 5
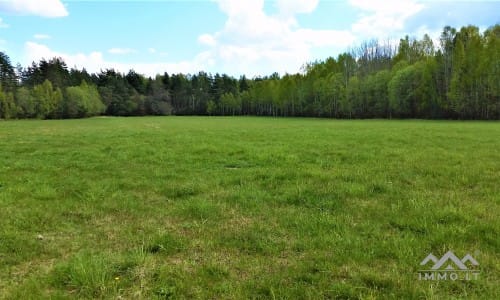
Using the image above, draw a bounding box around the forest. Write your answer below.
[0,24,498,120]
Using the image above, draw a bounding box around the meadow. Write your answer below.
[0,117,498,299]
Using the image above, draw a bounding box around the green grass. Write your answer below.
[0,117,499,299]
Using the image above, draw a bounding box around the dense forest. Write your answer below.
[0,24,499,120]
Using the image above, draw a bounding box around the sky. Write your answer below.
[0,0,498,77]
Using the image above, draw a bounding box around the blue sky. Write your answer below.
[0,0,498,77]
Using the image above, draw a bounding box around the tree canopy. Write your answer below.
[1,24,498,120]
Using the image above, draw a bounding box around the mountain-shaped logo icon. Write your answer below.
[420,251,479,270]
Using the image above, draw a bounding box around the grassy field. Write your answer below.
[0,117,498,299]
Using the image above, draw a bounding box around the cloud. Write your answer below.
[24,41,209,77]
[34,34,51,40]
[414,25,442,47]
[295,29,355,48]
[108,48,136,55]
[196,0,354,76]
[147,48,169,56]
[198,34,216,47]
[349,0,424,39]
[0,18,9,28]
[0,0,68,18]
[276,0,320,16]
[405,1,500,35]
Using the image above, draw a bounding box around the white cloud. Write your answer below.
[0,18,9,28]
[25,41,102,68]
[276,0,319,16]
[17,0,429,78]
[216,0,264,17]
[349,0,424,39]
[295,29,355,48]
[198,34,216,47]
[147,48,169,56]
[108,48,136,55]
[196,0,354,76]
[24,41,208,77]
[34,34,51,40]
[0,0,68,18]
[414,25,443,48]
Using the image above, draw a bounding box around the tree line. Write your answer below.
[0,24,498,120]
